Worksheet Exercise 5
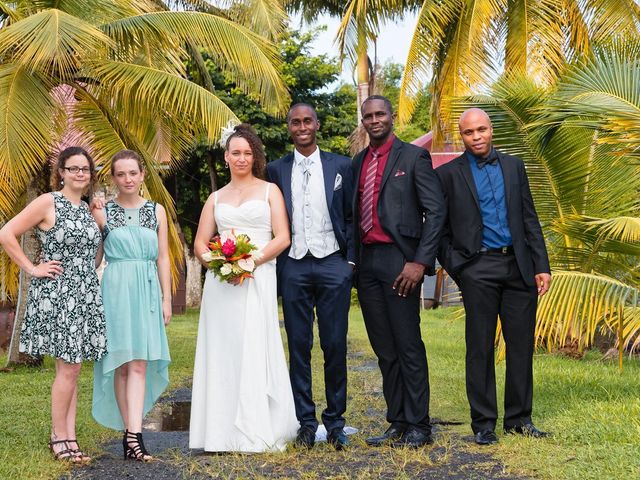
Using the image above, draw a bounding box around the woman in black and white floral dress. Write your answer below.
[0,147,106,463]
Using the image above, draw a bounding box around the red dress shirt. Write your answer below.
[358,135,395,244]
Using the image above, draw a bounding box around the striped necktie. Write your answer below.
[360,150,380,233]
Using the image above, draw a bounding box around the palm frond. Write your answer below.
[591,217,640,244]
[551,215,640,258]
[536,271,636,352]
[28,0,148,23]
[0,9,114,80]
[0,248,20,303]
[0,64,60,218]
[622,305,640,354]
[227,0,287,41]
[539,45,640,161]
[153,0,223,14]
[100,11,289,115]
[83,59,239,144]
[586,0,640,44]
[399,0,460,125]
[0,1,20,23]
[402,0,500,143]
[523,0,570,84]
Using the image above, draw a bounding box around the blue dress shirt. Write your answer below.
[468,151,513,248]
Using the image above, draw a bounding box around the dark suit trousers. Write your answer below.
[280,252,352,431]
[357,244,431,432]
[457,253,538,433]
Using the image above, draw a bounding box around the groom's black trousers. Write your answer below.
[357,243,431,432]
[280,252,352,432]
[457,252,538,434]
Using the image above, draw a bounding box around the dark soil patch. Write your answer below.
[62,432,202,480]
[65,412,530,480]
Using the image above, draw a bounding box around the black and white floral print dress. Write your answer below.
[19,192,107,363]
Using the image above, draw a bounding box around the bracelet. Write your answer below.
[29,265,37,276]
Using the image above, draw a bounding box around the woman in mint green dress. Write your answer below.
[92,150,171,461]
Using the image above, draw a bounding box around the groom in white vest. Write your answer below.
[267,103,355,450]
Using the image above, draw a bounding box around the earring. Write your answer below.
[60,179,64,186]
[224,162,229,169]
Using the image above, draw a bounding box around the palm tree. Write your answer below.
[285,0,419,120]
[458,42,640,368]
[399,0,640,147]
[0,0,289,363]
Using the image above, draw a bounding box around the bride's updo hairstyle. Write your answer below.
[225,123,266,179]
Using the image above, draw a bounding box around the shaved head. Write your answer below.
[459,108,492,130]
[458,108,494,158]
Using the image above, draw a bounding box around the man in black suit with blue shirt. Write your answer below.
[353,96,445,448]
[266,103,354,450]
[436,108,552,445]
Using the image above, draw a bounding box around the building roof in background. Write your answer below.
[411,132,461,168]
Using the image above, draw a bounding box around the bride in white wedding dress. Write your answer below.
[189,124,299,452]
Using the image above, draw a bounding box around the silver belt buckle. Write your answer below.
[501,246,508,254]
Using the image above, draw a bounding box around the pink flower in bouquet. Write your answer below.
[221,239,236,257]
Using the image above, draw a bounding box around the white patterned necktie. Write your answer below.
[302,157,312,190]
[360,150,380,233]
[302,157,313,234]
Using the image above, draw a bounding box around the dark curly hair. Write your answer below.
[225,123,266,179]
[50,146,97,194]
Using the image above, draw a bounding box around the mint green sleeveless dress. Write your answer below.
[92,200,171,430]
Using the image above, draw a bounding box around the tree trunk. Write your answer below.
[205,150,219,192]
[356,47,370,121]
[351,42,372,155]
[6,182,42,367]
[184,243,203,307]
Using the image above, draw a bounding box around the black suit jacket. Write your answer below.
[435,150,550,286]
[352,137,445,275]
[266,149,355,279]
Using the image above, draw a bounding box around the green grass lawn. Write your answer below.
[1,307,639,479]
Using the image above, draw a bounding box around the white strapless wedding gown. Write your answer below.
[189,187,299,452]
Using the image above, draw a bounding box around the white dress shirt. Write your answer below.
[289,147,340,260]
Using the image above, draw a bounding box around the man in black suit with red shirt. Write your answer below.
[436,108,552,445]
[353,95,445,448]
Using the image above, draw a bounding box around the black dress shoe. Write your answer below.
[365,425,406,446]
[391,427,434,448]
[504,423,549,438]
[327,428,349,451]
[475,429,499,445]
[294,425,316,448]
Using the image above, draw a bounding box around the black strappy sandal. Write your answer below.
[123,430,152,462]
[48,439,80,463]
[67,439,91,463]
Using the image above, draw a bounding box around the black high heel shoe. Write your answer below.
[123,430,152,462]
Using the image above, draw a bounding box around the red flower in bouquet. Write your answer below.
[202,229,263,285]
[221,238,236,257]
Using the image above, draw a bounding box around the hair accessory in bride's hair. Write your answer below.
[218,120,240,150]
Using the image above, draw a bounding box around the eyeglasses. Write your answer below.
[63,166,91,174]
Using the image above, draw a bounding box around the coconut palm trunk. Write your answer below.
[6,183,42,366]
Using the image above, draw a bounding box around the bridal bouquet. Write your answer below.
[202,230,262,286]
